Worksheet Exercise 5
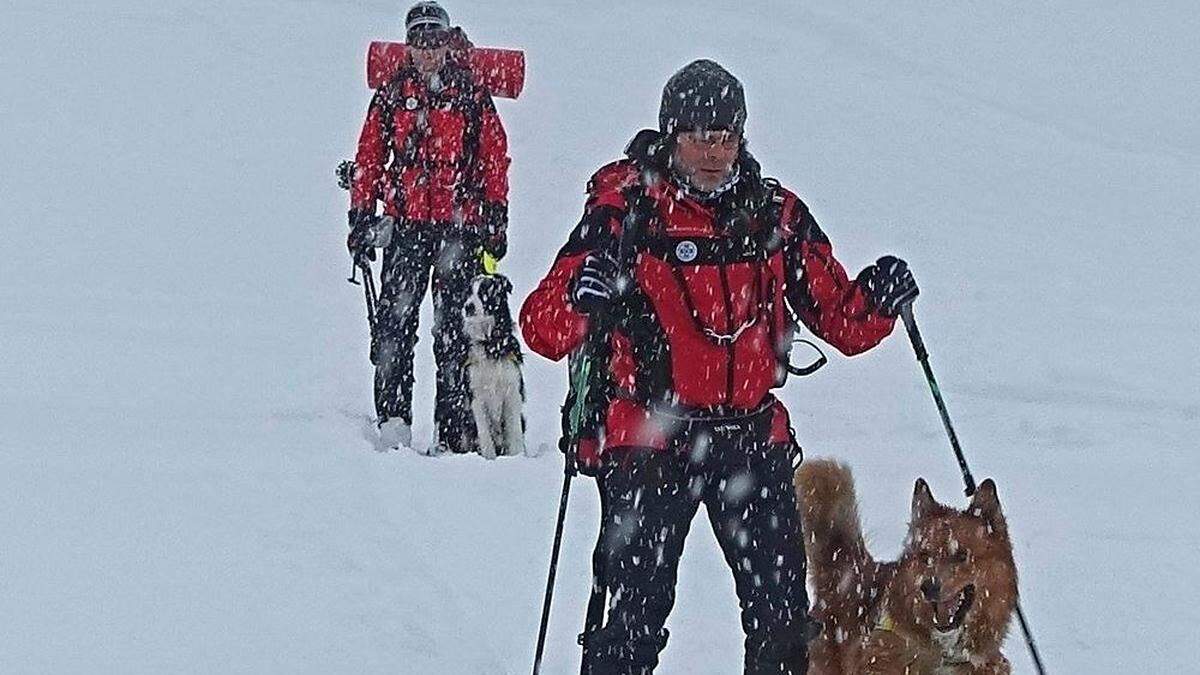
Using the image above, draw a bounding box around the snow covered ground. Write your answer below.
[2,1,1198,672]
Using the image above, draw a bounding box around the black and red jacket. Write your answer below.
[520,134,896,463]
[351,59,509,227]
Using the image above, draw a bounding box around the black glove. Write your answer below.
[859,255,919,317]
[570,252,619,315]
[336,160,356,191]
[480,202,508,260]
[347,210,377,263]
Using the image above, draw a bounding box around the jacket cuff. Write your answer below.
[348,209,377,229]
[482,202,508,229]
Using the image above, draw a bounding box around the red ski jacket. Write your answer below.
[520,141,895,462]
[351,60,509,227]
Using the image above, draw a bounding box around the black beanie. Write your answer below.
[406,2,450,37]
[659,59,746,136]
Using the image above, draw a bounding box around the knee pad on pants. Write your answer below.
[583,625,668,674]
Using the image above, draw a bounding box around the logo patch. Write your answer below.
[404,96,420,111]
[675,240,698,263]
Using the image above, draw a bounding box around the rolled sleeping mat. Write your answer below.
[367,41,525,99]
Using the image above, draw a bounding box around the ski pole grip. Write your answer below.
[900,304,928,362]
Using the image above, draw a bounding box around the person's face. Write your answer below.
[411,44,449,76]
[409,28,450,76]
[671,129,741,192]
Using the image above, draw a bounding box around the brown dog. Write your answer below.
[795,459,1018,674]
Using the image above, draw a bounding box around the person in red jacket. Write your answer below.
[520,60,918,674]
[348,1,510,453]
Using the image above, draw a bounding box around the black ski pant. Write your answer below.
[582,412,812,674]
[372,224,480,452]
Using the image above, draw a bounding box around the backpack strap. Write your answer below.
[757,177,829,377]
[755,177,790,252]
[450,66,489,216]
[374,78,414,216]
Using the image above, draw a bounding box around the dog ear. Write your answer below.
[911,477,938,522]
[968,478,1006,529]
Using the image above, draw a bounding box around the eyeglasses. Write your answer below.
[676,130,741,151]
[408,28,450,50]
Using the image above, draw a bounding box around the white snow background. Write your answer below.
[2,1,1198,672]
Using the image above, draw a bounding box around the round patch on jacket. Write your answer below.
[404,96,420,111]
[675,240,698,263]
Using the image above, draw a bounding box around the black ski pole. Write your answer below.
[899,304,1047,675]
[578,480,607,675]
[531,442,578,675]
[532,296,612,675]
[898,304,975,496]
[337,160,380,344]
[347,258,377,331]
[532,192,645,675]
[360,260,378,329]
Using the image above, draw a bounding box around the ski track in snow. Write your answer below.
[2,0,1198,673]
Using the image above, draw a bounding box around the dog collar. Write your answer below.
[467,350,520,366]
[874,612,972,667]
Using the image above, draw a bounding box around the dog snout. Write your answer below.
[921,577,941,602]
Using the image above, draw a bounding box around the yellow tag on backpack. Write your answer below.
[482,251,499,275]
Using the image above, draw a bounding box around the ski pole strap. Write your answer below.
[566,351,594,457]
[786,338,827,377]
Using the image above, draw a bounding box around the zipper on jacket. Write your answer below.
[717,264,735,406]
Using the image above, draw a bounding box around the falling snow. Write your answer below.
[1,1,1197,674]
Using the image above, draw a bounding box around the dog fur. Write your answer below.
[795,459,1018,674]
[462,274,526,459]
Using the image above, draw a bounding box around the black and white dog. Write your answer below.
[462,274,526,459]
